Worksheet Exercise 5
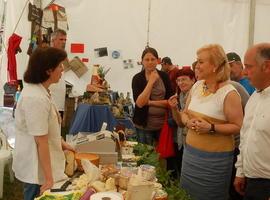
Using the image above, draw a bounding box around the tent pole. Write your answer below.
[248,0,256,47]
[146,0,152,47]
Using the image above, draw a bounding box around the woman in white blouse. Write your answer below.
[13,47,74,200]
[179,44,243,200]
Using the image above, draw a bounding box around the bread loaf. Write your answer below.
[65,150,76,176]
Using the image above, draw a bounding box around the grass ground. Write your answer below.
[1,167,23,200]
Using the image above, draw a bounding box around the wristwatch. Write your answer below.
[209,123,216,134]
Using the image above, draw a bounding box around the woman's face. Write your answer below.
[196,51,215,80]
[176,75,195,93]
[142,52,158,72]
[47,62,64,83]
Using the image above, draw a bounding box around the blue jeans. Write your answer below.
[136,128,160,145]
[23,183,40,200]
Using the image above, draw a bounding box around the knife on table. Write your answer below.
[50,171,82,192]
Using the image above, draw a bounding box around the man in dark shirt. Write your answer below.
[161,57,179,94]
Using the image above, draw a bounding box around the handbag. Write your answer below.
[156,113,175,158]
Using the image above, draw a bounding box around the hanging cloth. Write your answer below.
[7,33,22,81]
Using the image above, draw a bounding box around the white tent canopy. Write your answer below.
[1,0,270,105]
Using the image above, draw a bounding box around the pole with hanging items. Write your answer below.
[146,0,152,48]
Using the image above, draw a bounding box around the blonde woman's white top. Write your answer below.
[188,80,237,121]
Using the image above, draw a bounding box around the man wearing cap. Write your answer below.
[227,52,255,95]
[234,43,270,200]
[161,57,179,94]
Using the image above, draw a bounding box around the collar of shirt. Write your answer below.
[39,83,51,99]
[256,84,270,96]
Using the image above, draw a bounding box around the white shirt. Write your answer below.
[12,83,67,184]
[236,85,270,178]
[188,80,237,120]
[49,76,66,111]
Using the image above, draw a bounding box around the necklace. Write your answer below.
[201,81,216,96]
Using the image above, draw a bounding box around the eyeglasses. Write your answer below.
[176,77,190,83]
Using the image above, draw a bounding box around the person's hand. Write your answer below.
[62,139,75,152]
[234,176,246,196]
[186,118,197,130]
[194,119,211,133]
[148,70,159,85]
[63,142,75,152]
[168,95,178,110]
[40,178,54,195]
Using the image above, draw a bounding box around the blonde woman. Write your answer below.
[180,44,243,200]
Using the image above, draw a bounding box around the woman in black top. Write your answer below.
[132,47,173,145]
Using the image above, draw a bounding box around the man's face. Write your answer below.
[52,33,67,50]
[161,63,169,72]
[243,48,265,90]
[229,61,243,81]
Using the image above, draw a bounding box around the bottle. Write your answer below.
[13,85,21,118]
[90,64,100,85]
[15,85,21,102]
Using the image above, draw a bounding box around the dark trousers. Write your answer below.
[229,148,243,200]
[166,143,183,179]
[244,178,270,200]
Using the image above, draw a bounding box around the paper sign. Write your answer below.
[81,58,89,62]
[70,43,84,53]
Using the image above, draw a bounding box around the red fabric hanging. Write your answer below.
[7,33,22,81]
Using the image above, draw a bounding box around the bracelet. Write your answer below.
[209,123,216,134]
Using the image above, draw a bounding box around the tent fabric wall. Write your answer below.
[254,0,270,43]
[0,0,270,106]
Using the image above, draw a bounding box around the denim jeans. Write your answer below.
[136,128,160,145]
[23,182,40,200]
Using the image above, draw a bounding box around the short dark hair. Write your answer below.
[256,45,270,65]
[141,47,159,60]
[51,29,67,40]
[24,47,67,83]
[161,57,172,65]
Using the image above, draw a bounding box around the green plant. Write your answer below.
[97,66,105,79]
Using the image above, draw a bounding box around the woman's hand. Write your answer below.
[168,95,178,110]
[193,119,211,133]
[148,70,159,85]
[40,178,54,194]
[186,118,197,130]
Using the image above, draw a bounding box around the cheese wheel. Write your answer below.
[75,153,99,171]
